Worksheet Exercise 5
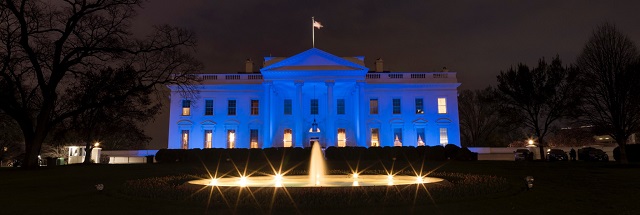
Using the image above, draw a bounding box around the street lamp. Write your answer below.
[94,142,100,148]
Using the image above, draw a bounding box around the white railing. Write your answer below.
[192,72,455,83]
[194,74,264,83]
[365,72,457,83]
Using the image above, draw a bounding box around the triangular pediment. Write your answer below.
[261,48,368,72]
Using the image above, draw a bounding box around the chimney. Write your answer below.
[441,67,449,72]
[375,58,384,72]
[245,59,254,73]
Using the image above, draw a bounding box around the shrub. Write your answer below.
[455,147,478,161]
[425,146,446,161]
[613,144,640,162]
[444,144,460,160]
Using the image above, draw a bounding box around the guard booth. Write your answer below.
[66,146,102,164]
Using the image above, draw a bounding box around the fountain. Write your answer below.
[189,143,445,187]
[308,142,326,186]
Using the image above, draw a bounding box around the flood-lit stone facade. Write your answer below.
[167,48,460,149]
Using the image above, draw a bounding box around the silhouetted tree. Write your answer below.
[576,23,640,164]
[0,112,23,165]
[0,1,201,168]
[497,56,580,159]
[458,87,522,147]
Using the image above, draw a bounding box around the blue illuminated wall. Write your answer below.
[167,48,461,149]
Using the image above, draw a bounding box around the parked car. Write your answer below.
[546,149,568,161]
[578,147,609,161]
[514,149,534,161]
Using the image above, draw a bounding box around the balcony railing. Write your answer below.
[192,72,456,84]
[365,72,456,83]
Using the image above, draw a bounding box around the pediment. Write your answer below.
[261,48,368,72]
[436,118,452,124]
[412,118,428,125]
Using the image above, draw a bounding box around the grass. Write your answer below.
[1,160,639,215]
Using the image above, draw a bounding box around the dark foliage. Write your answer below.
[613,145,640,162]
[155,146,478,164]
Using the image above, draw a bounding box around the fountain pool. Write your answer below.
[188,143,445,187]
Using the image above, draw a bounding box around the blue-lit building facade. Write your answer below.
[167,48,461,149]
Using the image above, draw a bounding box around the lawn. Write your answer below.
[0,160,638,215]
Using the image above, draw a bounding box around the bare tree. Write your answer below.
[0,0,200,168]
[497,56,580,159]
[576,23,640,164]
[0,112,23,166]
[458,87,521,147]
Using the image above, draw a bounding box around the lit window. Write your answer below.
[393,128,402,146]
[371,128,380,147]
[182,100,191,116]
[228,100,236,116]
[251,99,259,115]
[283,129,292,147]
[369,99,378,114]
[250,129,259,148]
[310,99,318,115]
[284,99,292,115]
[205,100,213,116]
[415,98,424,114]
[439,128,448,146]
[337,99,345,115]
[227,130,236,148]
[181,130,189,149]
[337,128,346,147]
[204,130,212,148]
[416,128,425,146]
[393,98,401,114]
[438,98,447,114]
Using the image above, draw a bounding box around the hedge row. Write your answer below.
[154,145,478,163]
[613,144,640,162]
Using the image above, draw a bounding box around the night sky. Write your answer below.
[133,0,640,149]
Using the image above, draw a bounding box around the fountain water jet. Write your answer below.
[309,142,326,186]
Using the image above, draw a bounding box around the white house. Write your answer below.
[167,48,461,149]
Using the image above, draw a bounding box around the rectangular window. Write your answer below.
[181,130,189,149]
[227,129,236,148]
[393,128,403,146]
[251,99,259,115]
[416,128,425,146]
[228,100,236,116]
[439,128,449,146]
[337,99,345,115]
[250,129,259,148]
[438,98,447,114]
[371,128,380,147]
[415,98,424,114]
[337,128,346,147]
[369,99,378,114]
[284,99,292,115]
[181,100,191,116]
[393,98,401,114]
[205,100,214,116]
[204,130,212,148]
[310,99,319,115]
[283,129,293,147]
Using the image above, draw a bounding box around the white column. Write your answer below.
[262,81,272,148]
[356,81,366,147]
[325,80,335,147]
[294,81,304,147]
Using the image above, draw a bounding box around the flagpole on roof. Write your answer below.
[312,17,323,48]
[312,17,315,48]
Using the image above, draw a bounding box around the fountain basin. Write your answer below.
[189,175,445,187]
